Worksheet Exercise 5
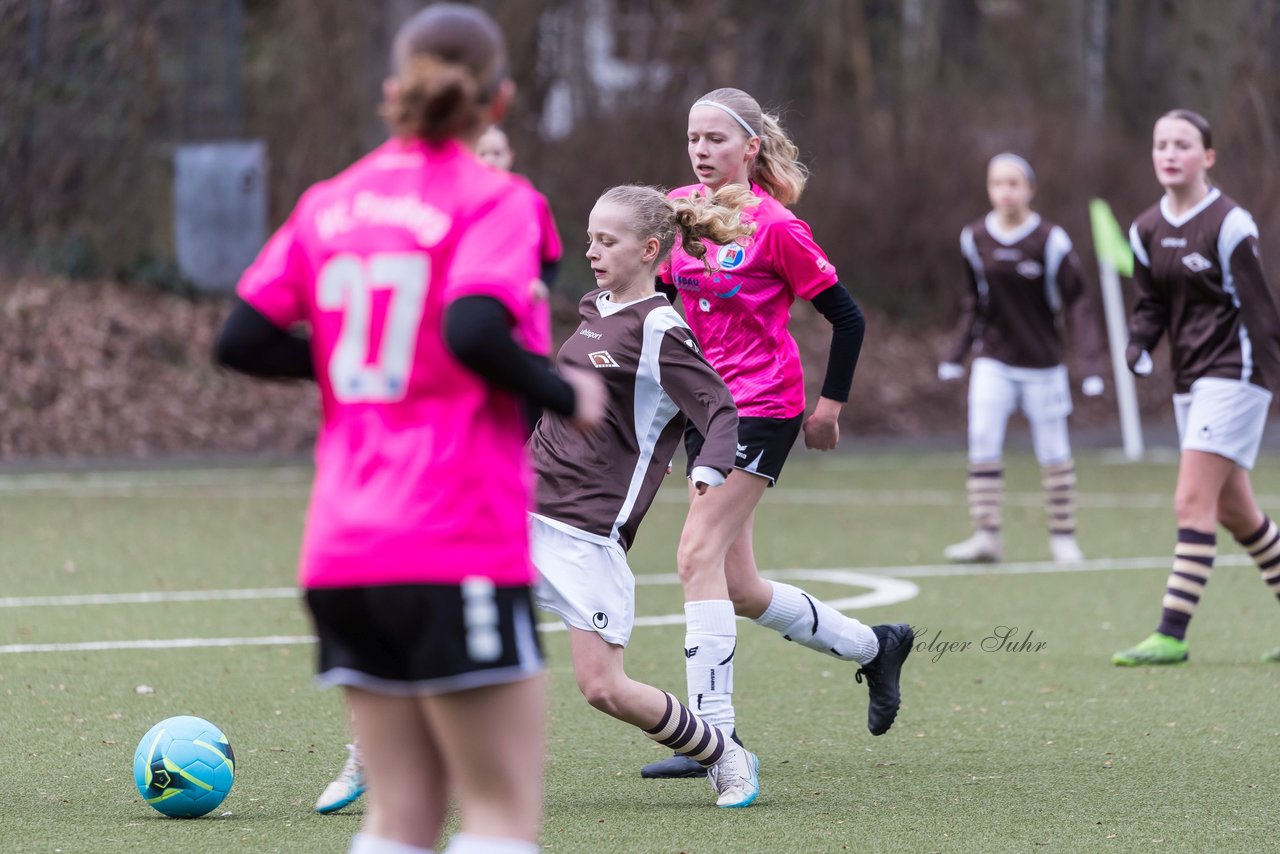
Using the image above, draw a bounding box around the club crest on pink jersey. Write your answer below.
[716,242,748,271]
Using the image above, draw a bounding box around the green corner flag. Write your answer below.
[1089,198,1134,277]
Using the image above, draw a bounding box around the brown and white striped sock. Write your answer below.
[1041,460,1077,537]
[1238,516,1280,604]
[1155,528,1216,641]
[643,691,726,768]
[967,461,1003,534]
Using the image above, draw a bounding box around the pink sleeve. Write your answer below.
[236,210,310,328]
[769,219,839,300]
[658,258,674,284]
[445,186,542,318]
[536,194,562,263]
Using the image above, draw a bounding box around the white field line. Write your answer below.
[0,588,299,608]
[0,568,919,654]
[0,476,1200,508]
[3,554,1250,611]
[2,553,1239,655]
[0,635,317,654]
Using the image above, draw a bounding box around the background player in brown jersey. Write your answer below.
[939,153,1107,565]
[528,184,763,807]
[1113,110,1280,666]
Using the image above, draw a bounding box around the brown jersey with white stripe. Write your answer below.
[528,290,738,550]
[945,213,1104,372]
[1128,188,1280,395]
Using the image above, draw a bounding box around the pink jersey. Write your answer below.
[237,137,543,589]
[522,185,562,356]
[661,183,838,417]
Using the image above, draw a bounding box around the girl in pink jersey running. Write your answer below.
[641,88,915,780]
[215,7,603,853]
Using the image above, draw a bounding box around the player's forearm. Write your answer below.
[810,282,863,403]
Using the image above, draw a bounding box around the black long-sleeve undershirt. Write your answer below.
[541,259,561,290]
[214,298,315,380]
[809,282,864,403]
[654,278,863,402]
[444,296,576,417]
[214,296,577,418]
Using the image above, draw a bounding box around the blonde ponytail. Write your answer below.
[752,112,808,206]
[670,185,758,269]
[596,184,757,272]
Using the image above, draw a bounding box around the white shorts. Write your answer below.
[530,514,635,647]
[1173,377,1272,470]
[970,357,1073,420]
[968,358,1073,464]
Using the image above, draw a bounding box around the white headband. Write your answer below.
[989,152,1036,184]
[693,100,758,138]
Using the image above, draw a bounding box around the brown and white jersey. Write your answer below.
[1128,188,1280,395]
[529,290,738,551]
[945,213,1104,372]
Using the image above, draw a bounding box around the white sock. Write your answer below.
[684,600,737,736]
[350,833,435,854]
[444,833,538,854]
[754,581,879,664]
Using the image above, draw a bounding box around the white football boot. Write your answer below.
[314,743,365,814]
[944,529,1003,563]
[708,742,760,808]
[1049,534,1084,565]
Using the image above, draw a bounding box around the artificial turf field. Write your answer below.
[3,450,1279,853]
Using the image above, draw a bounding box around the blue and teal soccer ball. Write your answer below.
[133,715,235,818]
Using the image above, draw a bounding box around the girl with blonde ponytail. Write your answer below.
[526,184,762,808]
[641,88,915,781]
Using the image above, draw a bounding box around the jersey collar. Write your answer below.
[596,290,666,317]
[984,212,1041,246]
[1160,186,1221,228]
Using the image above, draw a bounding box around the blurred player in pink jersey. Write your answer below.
[476,124,564,431]
[641,88,914,780]
[215,6,603,854]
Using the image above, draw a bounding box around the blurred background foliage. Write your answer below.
[3,0,1279,318]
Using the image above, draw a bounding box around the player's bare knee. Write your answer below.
[1216,502,1255,538]
[675,540,715,586]
[728,582,769,618]
[577,676,621,717]
[1173,486,1213,527]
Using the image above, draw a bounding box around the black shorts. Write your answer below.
[305,581,543,696]
[684,413,804,486]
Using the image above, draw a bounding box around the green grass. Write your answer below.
[3,452,1280,852]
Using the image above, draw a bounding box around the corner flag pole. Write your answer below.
[1089,199,1144,461]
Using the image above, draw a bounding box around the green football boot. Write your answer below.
[1111,632,1189,666]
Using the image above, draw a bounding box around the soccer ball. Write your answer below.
[133,715,235,818]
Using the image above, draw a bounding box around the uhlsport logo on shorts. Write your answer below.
[592,612,609,629]
[1182,252,1213,272]
[716,242,748,271]
[588,350,620,368]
